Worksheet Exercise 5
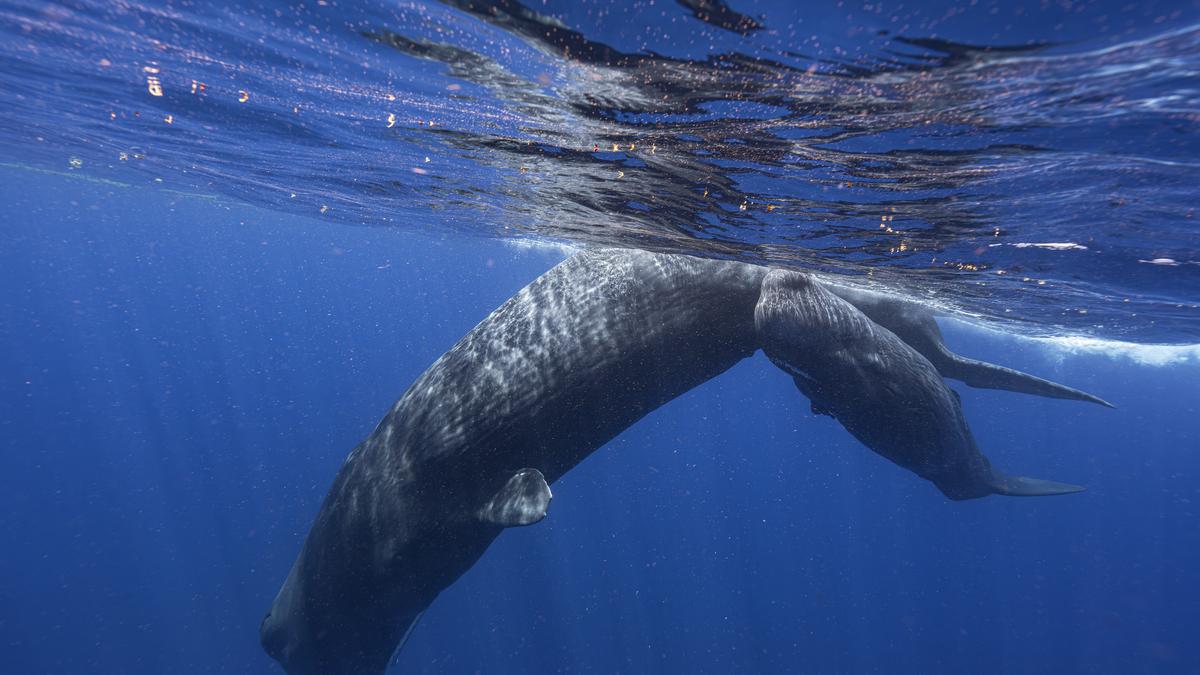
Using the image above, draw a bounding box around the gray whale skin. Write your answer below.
[262,248,1107,674]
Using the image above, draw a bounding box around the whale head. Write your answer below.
[756,269,1086,501]
[260,558,405,675]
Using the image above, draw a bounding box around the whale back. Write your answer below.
[262,249,769,674]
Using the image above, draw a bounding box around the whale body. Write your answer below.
[261,248,1103,674]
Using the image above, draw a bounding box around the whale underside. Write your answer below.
[261,248,1105,674]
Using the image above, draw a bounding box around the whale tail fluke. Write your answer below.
[990,473,1086,497]
[939,352,1115,408]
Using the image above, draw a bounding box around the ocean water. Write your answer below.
[1,1,1199,674]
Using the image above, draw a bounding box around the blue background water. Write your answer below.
[2,0,1200,672]
[2,166,1198,673]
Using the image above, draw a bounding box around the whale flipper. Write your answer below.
[939,354,1115,408]
[989,473,1086,497]
[477,468,552,527]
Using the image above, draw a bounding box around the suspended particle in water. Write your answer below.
[238,90,249,103]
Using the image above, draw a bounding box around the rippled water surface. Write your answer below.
[1,0,1198,340]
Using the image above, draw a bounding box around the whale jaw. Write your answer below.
[989,472,1086,497]
[931,468,1086,501]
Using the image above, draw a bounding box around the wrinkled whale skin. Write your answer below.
[262,250,767,674]
[262,248,1096,674]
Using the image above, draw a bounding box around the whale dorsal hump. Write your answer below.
[477,468,553,527]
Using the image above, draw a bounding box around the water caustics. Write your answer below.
[0,0,1197,341]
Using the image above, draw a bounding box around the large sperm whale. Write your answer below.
[261,248,1107,674]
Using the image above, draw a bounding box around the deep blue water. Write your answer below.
[3,167,1199,674]
[2,1,1200,674]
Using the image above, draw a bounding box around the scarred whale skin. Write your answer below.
[261,250,767,674]
[261,248,1099,674]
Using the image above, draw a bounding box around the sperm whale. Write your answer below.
[261,248,1104,674]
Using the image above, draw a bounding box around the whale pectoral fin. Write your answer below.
[477,468,553,527]
[989,472,1086,497]
[942,354,1115,408]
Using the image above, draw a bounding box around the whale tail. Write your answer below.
[938,352,1115,408]
[989,472,1086,497]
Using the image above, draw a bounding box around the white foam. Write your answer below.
[987,242,1089,251]
[1029,335,1200,366]
[501,237,579,257]
[943,317,1200,367]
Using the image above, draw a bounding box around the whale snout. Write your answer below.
[261,585,319,675]
[260,611,321,675]
[260,610,285,660]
